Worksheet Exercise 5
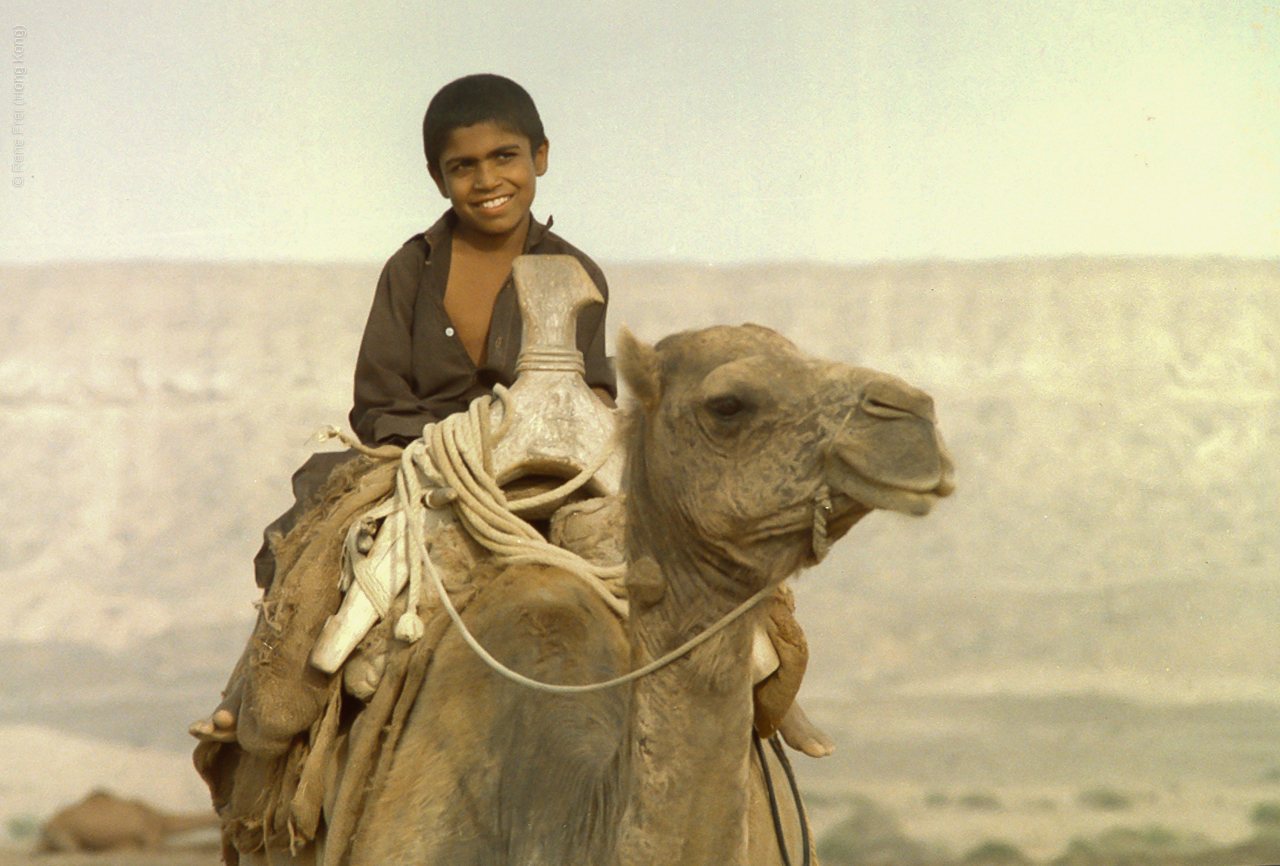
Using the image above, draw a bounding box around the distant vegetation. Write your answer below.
[6,815,38,841]
[1250,801,1280,832]
[1077,787,1134,812]
[962,840,1034,866]
[817,795,950,866]
[1049,825,1214,866]
[818,793,1280,866]
[956,792,1004,812]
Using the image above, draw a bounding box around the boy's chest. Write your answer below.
[442,248,516,365]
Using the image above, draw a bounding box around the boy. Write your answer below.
[191,73,616,743]
[351,72,616,449]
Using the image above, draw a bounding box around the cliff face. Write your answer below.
[1,257,1276,749]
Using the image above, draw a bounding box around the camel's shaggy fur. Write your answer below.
[240,453,401,755]
[202,323,953,866]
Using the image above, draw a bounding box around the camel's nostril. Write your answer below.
[863,397,911,419]
[863,380,935,422]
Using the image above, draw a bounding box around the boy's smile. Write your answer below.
[431,121,548,245]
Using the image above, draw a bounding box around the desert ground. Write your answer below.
[5,691,1280,865]
[1,258,1276,865]
[0,850,217,866]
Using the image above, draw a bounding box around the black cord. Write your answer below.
[769,734,811,866]
[752,732,812,866]
[752,732,791,866]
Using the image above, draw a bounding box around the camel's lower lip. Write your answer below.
[827,463,951,518]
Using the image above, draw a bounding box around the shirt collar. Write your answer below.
[422,209,553,255]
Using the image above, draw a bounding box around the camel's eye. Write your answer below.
[705,394,750,421]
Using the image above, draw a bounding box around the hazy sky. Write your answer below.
[3,1,1277,264]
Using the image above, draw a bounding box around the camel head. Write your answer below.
[618,324,954,591]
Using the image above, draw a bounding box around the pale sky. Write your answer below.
[3,1,1277,264]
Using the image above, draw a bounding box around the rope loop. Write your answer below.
[347,387,787,694]
[811,484,832,563]
[382,393,628,655]
[327,383,781,695]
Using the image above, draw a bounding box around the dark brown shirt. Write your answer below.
[350,211,615,446]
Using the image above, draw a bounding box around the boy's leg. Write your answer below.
[191,449,361,743]
[255,450,362,590]
[189,629,252,742]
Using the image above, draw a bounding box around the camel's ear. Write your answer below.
[617,326,662,412]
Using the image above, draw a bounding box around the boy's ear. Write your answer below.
[617,327,661,412]
[534,138,549,177]
[428,163,448,198]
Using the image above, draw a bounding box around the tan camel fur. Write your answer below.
[38,789,219,853]
[316,324,954,866]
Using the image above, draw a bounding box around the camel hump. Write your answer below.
[461,563,629,689]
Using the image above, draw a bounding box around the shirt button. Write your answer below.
[445,327,455,337]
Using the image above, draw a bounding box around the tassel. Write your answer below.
[394,610,424,643]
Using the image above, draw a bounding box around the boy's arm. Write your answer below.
[349,249,439,446]
[577,263,618,405]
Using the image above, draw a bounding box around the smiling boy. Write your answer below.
[191,74,614,745]
[350,73,615,448]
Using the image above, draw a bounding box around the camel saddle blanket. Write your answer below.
[195,453,809,862]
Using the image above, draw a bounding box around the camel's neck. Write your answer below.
[615,553,760,866]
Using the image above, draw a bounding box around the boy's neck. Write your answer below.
[450,210,532,258]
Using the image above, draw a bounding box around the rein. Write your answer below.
[324,396,785,696]
[424,549,782,694]
[753,733,813,866]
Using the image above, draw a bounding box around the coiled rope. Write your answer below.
[321,385,782,695]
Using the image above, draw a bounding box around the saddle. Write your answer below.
[194,257,815,863]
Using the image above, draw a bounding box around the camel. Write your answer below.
[207,323,947,866]
[37,789,220,853]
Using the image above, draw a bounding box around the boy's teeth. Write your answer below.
[481,196,511,209]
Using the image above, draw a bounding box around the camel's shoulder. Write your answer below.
[463,562,628,683]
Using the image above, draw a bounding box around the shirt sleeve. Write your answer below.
[576,258,618,400]
[349,242,440,446]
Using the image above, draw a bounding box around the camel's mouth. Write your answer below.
[831,472,947,517]
[823,497,874,540]
[825,440,955,518]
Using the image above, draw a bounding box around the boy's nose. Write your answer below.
[475,162,499,188]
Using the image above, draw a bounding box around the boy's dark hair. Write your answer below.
[423,74,546,174]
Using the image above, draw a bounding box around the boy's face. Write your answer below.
[430,121,548,242]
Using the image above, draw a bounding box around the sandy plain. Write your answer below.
[2,258,1276,865]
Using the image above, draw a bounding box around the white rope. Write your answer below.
[809,404,858,564]
[394,447,429,641]
[811,484,833,563]
[407,392,783,694]
[314,425,403,461]
[383,391,627,647]
[323,392,777,694]
[424,551,783,695]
